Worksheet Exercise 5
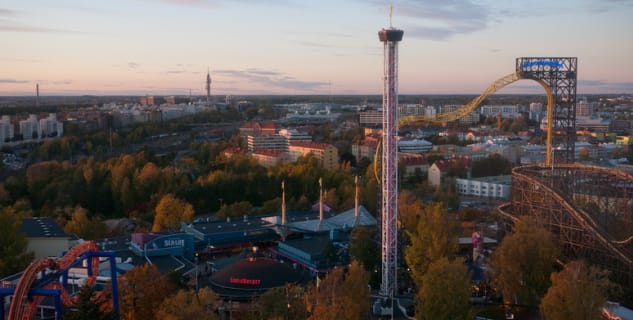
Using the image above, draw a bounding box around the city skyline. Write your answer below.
[1,0,633,96]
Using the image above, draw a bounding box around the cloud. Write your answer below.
[128,62,140,69]
[579,80,633,93]
[369,0,490,40]
[214,68,328,92]
[0,8,16,16]
[0,20,80,33]
[0,78,29,83]
[159,0,212,7]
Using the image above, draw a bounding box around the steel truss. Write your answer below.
[516,57,577,162]
[378,27,403,298]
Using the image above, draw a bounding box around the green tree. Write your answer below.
[64,285,114,320]
[0,207,34,277]
[404,203,459,286]
[155,287,220,320]
[152,193,195,232]
[349,226,379,274]
[471,154,512,178]
[417,257,473,320]
[490,217,559,306]
[540,260,614,320]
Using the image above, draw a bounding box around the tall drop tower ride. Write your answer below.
[378,22,403,298]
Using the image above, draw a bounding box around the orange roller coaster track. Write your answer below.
[2,241,120,320]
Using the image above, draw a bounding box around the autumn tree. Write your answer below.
[254,284,307,320]
[0,207,34,277]
[398,190,425,236]
[307,261,370,320]
[578,147,590,161]
[490,217,559,306]
[540,260,614,320]
[417,257,473,320]
[152,193,194,231]
[64,206,107,240]
[404,202,459,286]
[118,264,176,320]
[340,261,371,319]
[64,285,114,320]
[155,287,220,320]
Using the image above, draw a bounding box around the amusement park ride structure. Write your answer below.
[376,54,578,301]
[0,241,120,320]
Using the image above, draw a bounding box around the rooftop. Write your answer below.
[20,217,69,238]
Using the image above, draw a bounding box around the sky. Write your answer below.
[1,0,633,96]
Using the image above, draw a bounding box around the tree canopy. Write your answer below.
[155,287,220,320]
[152,193,195,232]
[490,217,559,306]
[417,257,473,320]
[64,285,114,320]
[540,260,614,320]
[118,264,176,320]
[0,207,34,278]
[306,261,370,320]
[404,202,459,286]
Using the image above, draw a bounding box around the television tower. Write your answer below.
[36,83,40,108]
[206,69,212,106]
[378,7,403,298]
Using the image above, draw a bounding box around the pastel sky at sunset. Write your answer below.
[1,0,633,96]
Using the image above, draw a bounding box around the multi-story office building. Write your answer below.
[278,128,312,144]
[359,110,382,127]
[247,134,288,152]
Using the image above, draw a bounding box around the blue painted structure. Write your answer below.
[0,251,120,320]
[130,232,195,261]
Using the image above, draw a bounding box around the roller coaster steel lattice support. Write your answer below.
[516,57,577,163]
[378,27,403,298]
[499,164,633,302]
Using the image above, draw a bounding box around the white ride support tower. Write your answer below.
[378,25,403,298]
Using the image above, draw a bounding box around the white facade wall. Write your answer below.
[0,115,13,143]
[19,115,41,140]
[456,176,511,199]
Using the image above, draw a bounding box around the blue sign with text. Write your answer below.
[522,60,564,70]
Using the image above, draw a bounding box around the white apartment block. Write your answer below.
[480,105,522,119]
[39,113,64,138]
[456,175,511,199]
[0,115,14,143]
[20,115,41,140]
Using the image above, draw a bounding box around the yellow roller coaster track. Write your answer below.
[374,72,555,183]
